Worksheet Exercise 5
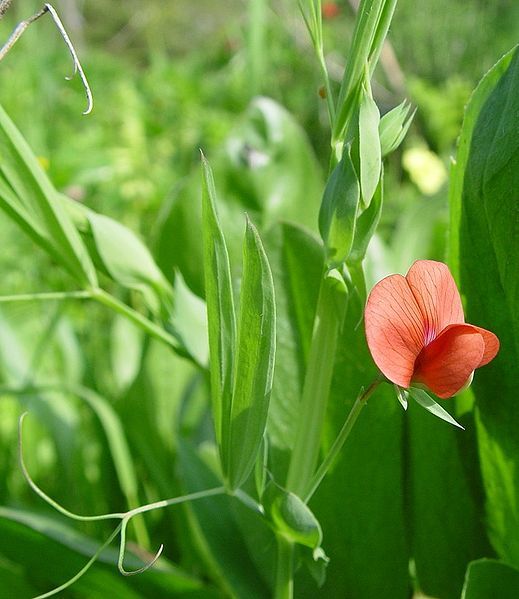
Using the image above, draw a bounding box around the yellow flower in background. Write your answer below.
[37,156,50,171]
[402,145,447,195]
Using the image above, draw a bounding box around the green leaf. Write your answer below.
[333,0,388,143]
[348,173,383,264]
[462,560,519,599]
[110,316,144,395]
[262,482,322,552]
[177,441,270,598]
[359,92,381,206]
[318,150,360,266]
[449,46,517,279]
[169,271,209,368]
[394,385,408,410]
[263,223,323,481]
[408,387,464,430]
[452,47,519,565]
[298,292,408,598]
[0,507,208,597]
[201,155,237,472]
[379,100,415,157]
[228,217,276,490]
[0,103,97,287]
[157,98,323,298]
[87,211,172,315]
[225,97,323,233]
[408,403,492,599]
[69,386,142,518]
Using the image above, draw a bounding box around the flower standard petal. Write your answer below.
[406,260,465,342]
[365,274,426,388]
[412,324,486,398]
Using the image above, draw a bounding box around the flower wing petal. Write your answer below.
[365,274,425,387]
[406,260,464,341]
[413,324,485,398]
[470,325,499,366]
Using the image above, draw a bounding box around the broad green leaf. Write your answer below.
[262,482,322,552]
[318,150,359,266]
[348,173,383,264]
[263,223,323,481]
[68,386,143,518]
[201,155,236,471]
[359,92,381,206]
[169,271,209,368]
[0,103,97,287]
[462,559,519,599]
[408,387,464,430]
[228,218,276,490]
[110,316,144,396]
[87,211,172,315]
[0,310,79,469]
[177,441,270,598]
[449,46,517,279]
[0,507,209,597]
[0,563,37,598]
[379,100,415,157]
[408,403,492,599]
[453,47,519,565]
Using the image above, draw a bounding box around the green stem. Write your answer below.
[304,376,382,502]
[0,290,92,302]
[92,288,178,350]
[248,0,267,96]
[286,271,347,498]
[332,0,386,145]
[274,536,294,599]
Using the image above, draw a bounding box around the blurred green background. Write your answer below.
[0,1,517,597]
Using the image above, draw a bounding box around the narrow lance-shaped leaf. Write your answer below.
[332,0,387,143]
[348,171,383,264]
[318,149,360,267]
[228,217,276,490]
[379,100,415,157]
[201,155,236,473]
[0,103,97,287]
[408,387,464,430]
[359,90,381,206]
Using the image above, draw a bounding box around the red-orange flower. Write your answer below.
[322,2,341,20]
[365,260,499,398]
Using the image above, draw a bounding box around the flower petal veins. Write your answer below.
[405,260,465,342]
[365,260,499,398]
[365,273,425,387]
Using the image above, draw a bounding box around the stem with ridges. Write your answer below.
[286,272,347,497]
[92,288,179,350]
[275,535,294,599]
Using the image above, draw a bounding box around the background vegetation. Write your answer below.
[0,1,517,597]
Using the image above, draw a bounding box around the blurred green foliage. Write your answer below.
[0,1,517,597]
